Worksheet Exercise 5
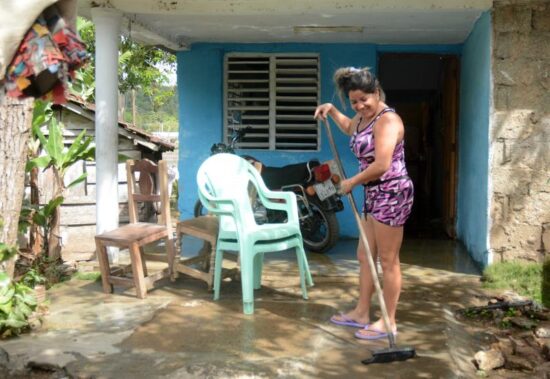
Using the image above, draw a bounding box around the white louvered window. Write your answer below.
[224,53,320,151]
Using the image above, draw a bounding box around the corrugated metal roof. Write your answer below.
[58,94,176,152]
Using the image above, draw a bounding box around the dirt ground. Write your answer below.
[455,292,550,378]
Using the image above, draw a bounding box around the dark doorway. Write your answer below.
[378,53,459,239]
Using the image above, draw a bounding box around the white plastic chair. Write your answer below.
[196,153,313,314]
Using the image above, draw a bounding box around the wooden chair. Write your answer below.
[95,159,175,298]
[173,213,240,290]
[173,215,222,290]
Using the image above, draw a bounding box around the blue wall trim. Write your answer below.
[456,11,492,267]
[177,42,464,241]
[377,44,463,55]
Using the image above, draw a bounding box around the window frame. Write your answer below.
[223,52,321,152]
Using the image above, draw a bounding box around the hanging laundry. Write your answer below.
[4,5,87,104]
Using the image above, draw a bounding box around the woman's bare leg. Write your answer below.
[332,216,377,325]
[357,217,403,336]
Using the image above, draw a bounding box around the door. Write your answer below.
[378,53,459,238]
[441,56,459,238]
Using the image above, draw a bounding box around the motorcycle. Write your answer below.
[194,127,344,253]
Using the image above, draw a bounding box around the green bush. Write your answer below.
[543,257,550,308]
[0,272,38,338]
[0,243,17,262]
[20,268,46,288]
[482,261,543,305]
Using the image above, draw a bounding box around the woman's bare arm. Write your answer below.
[345,113,403,189]
[314,103,357,136]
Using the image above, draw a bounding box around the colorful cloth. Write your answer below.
[349,108,414,227]
[4,5,87,103]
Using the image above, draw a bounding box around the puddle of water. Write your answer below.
[176,233,482,277]
[401,239,482,275]
[316,238,482,276]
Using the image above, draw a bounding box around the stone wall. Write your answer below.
[490,0,550,262]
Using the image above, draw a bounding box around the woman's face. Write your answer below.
[349,89,379,119]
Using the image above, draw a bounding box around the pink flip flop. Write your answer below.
[330,313,369,328]
[355,325,397,340]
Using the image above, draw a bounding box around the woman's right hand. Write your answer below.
[314,103,333,121]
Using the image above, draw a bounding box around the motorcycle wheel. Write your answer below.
[300,197,340,254]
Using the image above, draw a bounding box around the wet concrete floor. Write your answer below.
[2,238,486,378]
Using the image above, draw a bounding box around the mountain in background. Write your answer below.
[123,86,179,133]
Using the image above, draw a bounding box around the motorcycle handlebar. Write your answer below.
[211,126,252,154]
[228,126,252,146]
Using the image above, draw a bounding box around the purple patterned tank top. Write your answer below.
[349,108,408,181]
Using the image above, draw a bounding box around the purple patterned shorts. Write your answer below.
[364,177,414,227]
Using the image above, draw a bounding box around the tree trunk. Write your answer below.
[47,167,64,262]
[118,92,125,121]
[132,89,136,125]
[48,204,62,262]
[0,94,34,278]
[29,166,43,256]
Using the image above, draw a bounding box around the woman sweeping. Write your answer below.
[314,67,414,340]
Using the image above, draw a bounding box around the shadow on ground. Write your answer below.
[1,238,487,378]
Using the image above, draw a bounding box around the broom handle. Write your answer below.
[323,119,396,347]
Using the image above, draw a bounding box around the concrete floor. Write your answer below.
[2,238,486,378]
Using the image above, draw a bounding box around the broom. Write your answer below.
[322,118,416,364]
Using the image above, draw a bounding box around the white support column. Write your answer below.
[92,8,121,260]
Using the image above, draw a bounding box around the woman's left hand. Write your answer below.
[337,178,354,195]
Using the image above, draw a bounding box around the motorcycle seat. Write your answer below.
[261,160,320,189]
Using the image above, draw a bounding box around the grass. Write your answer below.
[482,261,543,305]
[72,271,101,281]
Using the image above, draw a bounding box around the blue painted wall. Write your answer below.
[177,42,465,240]
[177,43,377,237]
[456,11,492,267]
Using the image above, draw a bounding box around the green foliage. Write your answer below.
[482,261,543,304]
[128,85,178,116]
[70,18,95,101]
[72,17,178,132]
[172,179,179,202]
[20,268,46,288]
[76,18,95,57]
[126,108,179,132]
[0,243,18,263]
[28,100,53,163]
[33,197,64,228]
[18,196,64,264]
[41,257,71,285]
[19,196,63,232]
[543,257,550,308]
[118,37,176,95]
[123,86,178,131]
[24,106,94,261]
[18,202,32,235]
[73,17,176,103]
[0,272,38,338]
[71,65,95,101]
[73,271,101,281]
[32,100,53,130]
[499,319,512,329]
[27,118,94,188]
